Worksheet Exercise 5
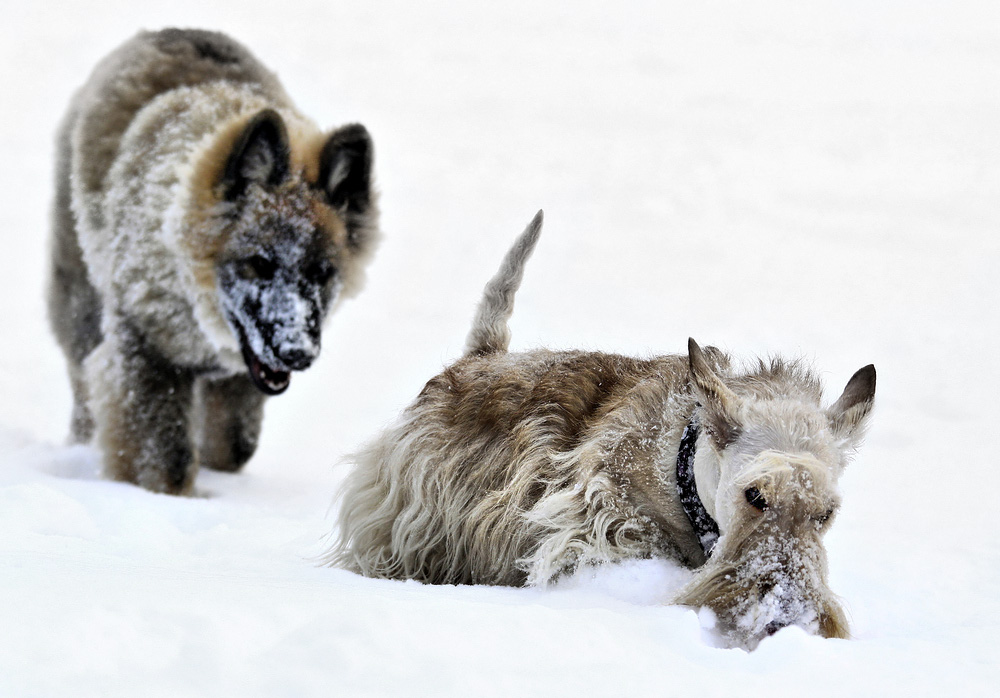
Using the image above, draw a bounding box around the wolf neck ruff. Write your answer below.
[676,416,720,558]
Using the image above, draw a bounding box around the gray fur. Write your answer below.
[328,213,875,650]
[464,209,543,356]
[49,29,379,494]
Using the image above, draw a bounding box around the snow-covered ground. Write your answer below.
[2,1,998,695]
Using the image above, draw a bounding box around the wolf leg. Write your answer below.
[66,369,96,442]
[85,321,196,495]
[194,374,265,473]
[49,245,101,441]
[49,117,103,443]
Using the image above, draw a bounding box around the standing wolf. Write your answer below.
[330,212,876,649]
[49,29,379,494]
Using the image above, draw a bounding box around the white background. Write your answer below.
[1,1,998,695]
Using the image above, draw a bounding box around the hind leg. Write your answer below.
[50,247,102,442]
[66,366,96,442]
[49,117,103,442]
[50,256,102,442]
[194,374,265,473]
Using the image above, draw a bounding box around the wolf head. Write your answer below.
[206,109,376,394]
[675,338,875,649]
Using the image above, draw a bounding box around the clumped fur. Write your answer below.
[49,29,379,494]
[329,212,875,650]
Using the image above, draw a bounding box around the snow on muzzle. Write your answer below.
[234,290,322,396]
[673,530,848,649]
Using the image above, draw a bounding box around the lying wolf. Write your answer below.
[49,29,379,494]
[329,211,875,649]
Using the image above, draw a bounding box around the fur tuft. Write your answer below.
[464,210,543,357]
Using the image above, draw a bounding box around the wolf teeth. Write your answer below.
[249,355,291,396]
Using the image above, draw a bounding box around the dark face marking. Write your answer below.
[745,486,769,511]
[216,215,340,396]
[238,254,278,282]
[303,257,336,287]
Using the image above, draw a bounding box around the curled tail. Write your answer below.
[464,210,543,357]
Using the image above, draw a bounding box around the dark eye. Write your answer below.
[814,509,835,526]
[304,259,335,285]
[239,255,277,281]
[745,487,768,511]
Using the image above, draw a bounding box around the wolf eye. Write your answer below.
[745,487,768,511]
[304,259,335,285]
[239,255,277,281]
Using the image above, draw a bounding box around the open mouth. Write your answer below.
[240,341,291,396]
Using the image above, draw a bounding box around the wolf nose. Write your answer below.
[764,621,787,637]
[277,347,315,371]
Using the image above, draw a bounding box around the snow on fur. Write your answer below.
[1,1,997,696]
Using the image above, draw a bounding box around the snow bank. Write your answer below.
[1,0,997,695]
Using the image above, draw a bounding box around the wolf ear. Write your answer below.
[319,124,373,213]
[222,109,290,200]
[689,338,743,448]
[827,364,876,443]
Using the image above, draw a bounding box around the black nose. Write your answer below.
[278,347,315,371]
[764,621,787,637]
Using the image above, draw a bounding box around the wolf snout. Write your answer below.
[270,318,320,371]
[276,345,316,371]
[764,620,786,636]
[755,590,848,644]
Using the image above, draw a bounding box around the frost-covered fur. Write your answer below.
[49,29,379,494]
[328,212,876,650]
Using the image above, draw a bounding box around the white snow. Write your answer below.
[2,0,999,695]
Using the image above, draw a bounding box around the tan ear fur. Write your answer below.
[688,337,743,448]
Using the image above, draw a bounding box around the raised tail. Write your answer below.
[464,210,543,357]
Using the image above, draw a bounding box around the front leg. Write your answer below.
[194,374,265,473]
[84,321,196,495]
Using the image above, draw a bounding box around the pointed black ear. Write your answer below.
[222,109,290,200]
[827,364,876,442]
[688,338,743,449]
[319,124,373,213]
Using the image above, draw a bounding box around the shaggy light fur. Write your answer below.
[49,29,379,494]
[328,211,875,650]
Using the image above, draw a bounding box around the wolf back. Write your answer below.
[49,29,379,494]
